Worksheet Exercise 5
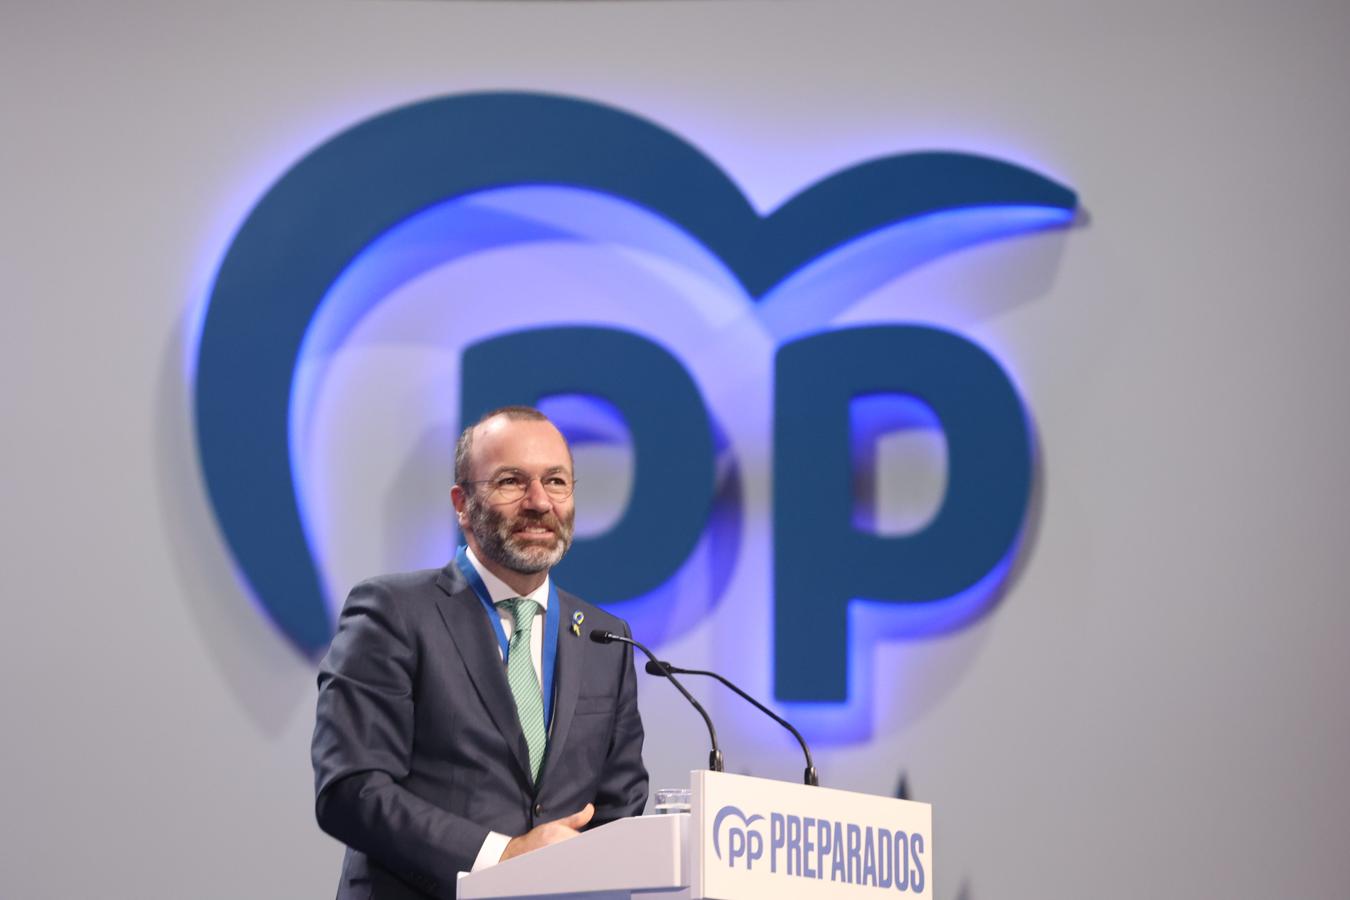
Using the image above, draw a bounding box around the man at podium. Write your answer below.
[312,406,650,899]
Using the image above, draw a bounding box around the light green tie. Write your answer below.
[500,597,546,782]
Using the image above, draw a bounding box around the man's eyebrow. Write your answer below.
[486,466,570,477]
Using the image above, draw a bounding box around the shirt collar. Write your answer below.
[465,545,550,609]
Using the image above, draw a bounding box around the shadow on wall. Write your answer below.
[154,309,314,736]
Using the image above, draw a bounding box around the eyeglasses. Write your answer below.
[462,470,576,504]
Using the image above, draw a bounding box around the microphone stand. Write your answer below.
[590,630,724,772]
[647,659,818,786]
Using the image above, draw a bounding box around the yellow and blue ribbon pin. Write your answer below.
[571,610,585,636]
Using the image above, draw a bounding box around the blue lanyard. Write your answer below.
[455,545,560,729]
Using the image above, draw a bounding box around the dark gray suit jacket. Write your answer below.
[312,562,649,899]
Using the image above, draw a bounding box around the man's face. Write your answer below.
[456,417,576,575]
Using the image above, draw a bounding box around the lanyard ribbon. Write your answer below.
[455,545,560,729]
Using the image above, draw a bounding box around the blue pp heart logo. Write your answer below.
[193,92,1076,693]
[713,805,766,868]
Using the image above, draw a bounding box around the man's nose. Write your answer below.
[520,477,553,510]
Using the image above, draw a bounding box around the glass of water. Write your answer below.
[653,788,691,814]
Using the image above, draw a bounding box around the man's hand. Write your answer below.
[500,803,595,862]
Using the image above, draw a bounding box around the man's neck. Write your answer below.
[467,545,548,597]
[492,566,548,598]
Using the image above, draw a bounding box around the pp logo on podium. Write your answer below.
[194,92,1077,703]
[713,805,767,870]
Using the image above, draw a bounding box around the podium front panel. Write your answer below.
[690,771,932,900]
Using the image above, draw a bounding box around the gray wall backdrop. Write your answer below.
[3,1,1348,898]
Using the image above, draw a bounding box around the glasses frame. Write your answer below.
[460,470,577,504]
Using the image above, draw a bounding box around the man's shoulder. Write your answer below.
[357,564,458,591]
[344,563,468,611]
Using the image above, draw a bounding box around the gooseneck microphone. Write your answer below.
[646,659,819,787]
[590,630,724,772]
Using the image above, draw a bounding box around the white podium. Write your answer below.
[457,771,932,900]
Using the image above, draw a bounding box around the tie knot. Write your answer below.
[500,597,539,634]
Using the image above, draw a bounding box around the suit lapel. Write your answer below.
[539,591,583,788]
[434,566,533,785]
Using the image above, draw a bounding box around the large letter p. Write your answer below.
[773,326,1032,701]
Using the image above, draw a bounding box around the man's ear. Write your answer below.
[450,483,467,518]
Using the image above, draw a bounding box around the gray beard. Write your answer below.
[466,496,574,575]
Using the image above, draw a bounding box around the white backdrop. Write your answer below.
[3,2,1349,898]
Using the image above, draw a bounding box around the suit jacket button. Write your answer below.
[533,802,544,817]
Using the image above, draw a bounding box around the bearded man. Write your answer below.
[312,406,649,900]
